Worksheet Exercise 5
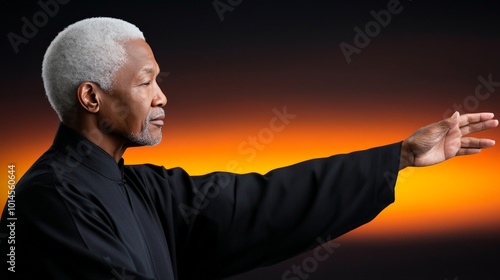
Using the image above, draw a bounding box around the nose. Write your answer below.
[153,87,167,108]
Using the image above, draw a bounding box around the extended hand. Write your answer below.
[399,112,498,169]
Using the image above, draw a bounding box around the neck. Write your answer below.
[65,120,128,163]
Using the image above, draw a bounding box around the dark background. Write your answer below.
[2,0,500,279]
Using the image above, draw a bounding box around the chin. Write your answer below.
[149,137,162,146]
[126,130,162,147]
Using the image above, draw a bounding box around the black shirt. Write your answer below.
[0,124,401,279]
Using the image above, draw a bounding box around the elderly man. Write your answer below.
[0,17,497,280]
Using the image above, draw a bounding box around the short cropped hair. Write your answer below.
[42,17,145,124]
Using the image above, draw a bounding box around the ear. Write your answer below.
[77,82,103,113]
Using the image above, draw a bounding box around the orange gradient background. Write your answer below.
[1,0,500,278]
[2,42,499,240]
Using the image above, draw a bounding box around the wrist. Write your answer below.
[399,140,414,170]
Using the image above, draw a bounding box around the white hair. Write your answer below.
[42,17,145,124]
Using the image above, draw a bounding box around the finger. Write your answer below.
[459,112,495,127]
[460,119,499,135]
[461,137,496,149]
[456,148,482,156]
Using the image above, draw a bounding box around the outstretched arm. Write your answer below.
[399,111,499,169]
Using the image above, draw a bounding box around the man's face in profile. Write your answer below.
[96,38,167,147]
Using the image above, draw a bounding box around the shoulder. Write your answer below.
[124,163,192,181]
[16,147,64,192]
[13,146,95,206]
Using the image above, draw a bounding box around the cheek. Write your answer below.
[98,95,129,127]
[111,100,135,123]
[125,103,151,127]
[117,89,153,128]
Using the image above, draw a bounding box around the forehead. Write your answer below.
[122,39,159,74]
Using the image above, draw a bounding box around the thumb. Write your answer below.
[445,111,460,129]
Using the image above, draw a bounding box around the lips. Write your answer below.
[149,114,165,127]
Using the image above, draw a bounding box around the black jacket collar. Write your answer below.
[52,123,124,182]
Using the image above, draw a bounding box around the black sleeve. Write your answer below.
[146,142,402,279]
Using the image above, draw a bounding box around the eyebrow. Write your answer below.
[140,66,159,75]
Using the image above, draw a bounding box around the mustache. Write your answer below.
[148,108,165,121]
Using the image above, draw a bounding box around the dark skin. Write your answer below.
[400,111,497,169]
[71,39,167,162]
[68,38,498,166]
